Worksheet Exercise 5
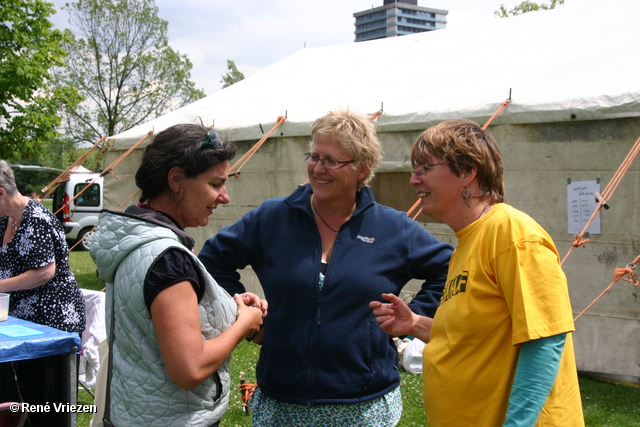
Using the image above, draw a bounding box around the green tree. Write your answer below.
[27,136,103,171]
[221,59,245,89]
[0,0,81,160]
[56,0,206,144]
[495,0,564,17]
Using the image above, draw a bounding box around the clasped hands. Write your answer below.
[235,292,268,342]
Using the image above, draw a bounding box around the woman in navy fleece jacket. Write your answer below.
[199,110,452,426]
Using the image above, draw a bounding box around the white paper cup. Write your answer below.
[0,293,9,321]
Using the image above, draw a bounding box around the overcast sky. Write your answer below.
[49,0,604,96]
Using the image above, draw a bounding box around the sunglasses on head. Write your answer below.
[202,129,223,149]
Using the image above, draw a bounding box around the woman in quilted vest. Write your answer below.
[90,124,267,426]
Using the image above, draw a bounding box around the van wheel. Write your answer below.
[76,228,94,251]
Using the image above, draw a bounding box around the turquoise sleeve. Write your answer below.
[503,333,567,427]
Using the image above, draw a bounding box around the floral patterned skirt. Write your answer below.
[249,385,402,427]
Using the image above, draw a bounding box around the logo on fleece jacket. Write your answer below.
[356,235,375,243]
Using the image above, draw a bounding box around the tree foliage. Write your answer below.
[56,0,206,144]
[495,0,564,18]
[26,136,103,171]
[0,0,81,160]
[221,59,245,89]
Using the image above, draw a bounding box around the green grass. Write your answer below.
[41,198,53,210]
[74,344,640,427]
[77,390,95,427]
[206,342,640,427]
[70,251,104,291]
[70,251,103,427]
[69,252,640,426]
[220,342,429,427]
[580,375,640,426]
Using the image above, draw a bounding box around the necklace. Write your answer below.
[476,203,494,221]
[311,196,340,236]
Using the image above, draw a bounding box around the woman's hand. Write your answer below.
[238,292,268,318]
[369,293,433,342]
[153,282,266,390]
[234,294,264,339]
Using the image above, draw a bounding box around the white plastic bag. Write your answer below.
[402,338,426,374]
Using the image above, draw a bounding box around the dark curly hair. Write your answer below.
[135,124,236,202]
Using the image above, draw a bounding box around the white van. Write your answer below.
[52,170,104,251]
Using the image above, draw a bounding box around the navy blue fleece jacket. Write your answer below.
[198,184,453,405]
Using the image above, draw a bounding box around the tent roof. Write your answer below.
[108,0,640,149]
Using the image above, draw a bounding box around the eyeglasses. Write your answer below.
[412,162,450,177]
[202,129,223,149]
[304,153,355,170]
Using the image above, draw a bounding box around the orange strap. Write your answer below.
[481,97,511,130]
[239,379,257,414]
[406,199,422,218]
[561,134,640,265]
[230,116,287,176]
[574,254,639,321]
[38,136,107,201]
[368,109,383,123]
[55,131,153,216]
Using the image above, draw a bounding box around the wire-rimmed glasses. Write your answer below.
[412,162,450,177]
[304,153,355,170]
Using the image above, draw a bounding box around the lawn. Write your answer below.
[69,251,640,426]
[70,249,105,292]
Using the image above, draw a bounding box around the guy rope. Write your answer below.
[561,133,640,265]
[239,377,256,415]
[563,134,640,321]
[54,131,153,216]
[229,115,287,177]
[37,136,107,201]
[68,118,287,242]
[573,254,639,322]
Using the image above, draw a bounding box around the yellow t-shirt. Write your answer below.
[423,203,584,427]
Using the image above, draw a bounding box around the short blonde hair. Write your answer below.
[310,110,382,189]
[412,120,505,202]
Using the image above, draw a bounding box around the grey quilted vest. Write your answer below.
[90,210,237,426]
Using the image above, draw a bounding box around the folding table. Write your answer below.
[0,316,82,426]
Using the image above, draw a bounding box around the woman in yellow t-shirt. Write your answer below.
[370,119,584,427]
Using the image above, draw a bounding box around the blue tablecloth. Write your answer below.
[0,316,81,363]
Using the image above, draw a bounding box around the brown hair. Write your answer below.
[412,120,505,202]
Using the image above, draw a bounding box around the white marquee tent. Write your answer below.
[108,0,640,149]
[102,0,640,383]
